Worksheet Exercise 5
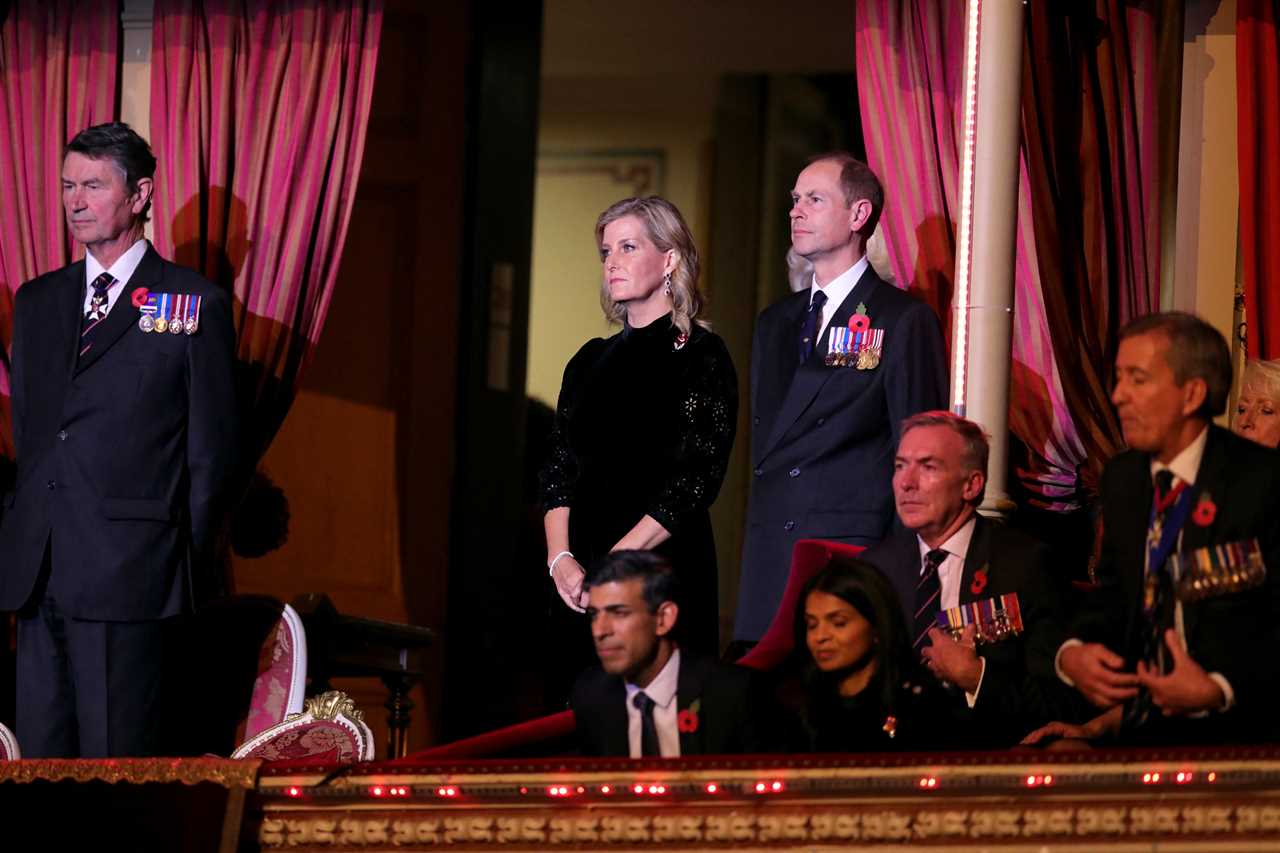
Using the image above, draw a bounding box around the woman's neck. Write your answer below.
[624,292,672,329]
[836,658,878,698]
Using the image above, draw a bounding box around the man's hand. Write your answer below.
[550,555,588,613]
[921,626,982,693]
[1136,629,1225,716]
[1021,705,1122,745]
[1059,642,1139,708]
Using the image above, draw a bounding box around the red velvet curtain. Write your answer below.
[1018,0,1160,494]
[0,1,120,461]
[148,0,383,468]
[1239,0,1280,359]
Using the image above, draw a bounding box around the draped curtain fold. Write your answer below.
[0,0,120,461]
[1238,0,1280,359]
[149,0,383,468]
[855,0,1159,504]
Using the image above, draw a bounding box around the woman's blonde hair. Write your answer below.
[595,196,708,337]
[1242,358,1280,403]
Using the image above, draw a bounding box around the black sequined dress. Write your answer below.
[539,314,738,653]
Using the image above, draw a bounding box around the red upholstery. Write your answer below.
[400,539,866,762]
[736,539,866,672]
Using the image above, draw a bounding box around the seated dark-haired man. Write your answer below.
[571,550,771,757]
[1034,312,1280,746]
[861,411,1088,747]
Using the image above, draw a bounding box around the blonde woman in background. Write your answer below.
[1233,358,1280,449]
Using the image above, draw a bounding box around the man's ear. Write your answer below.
[654,600,679,637]
[1181,377,1208,417]
[962,469,986,504]
[847,198,872,235]
[130,177,154,215]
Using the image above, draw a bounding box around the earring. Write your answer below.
[664,273,672,296]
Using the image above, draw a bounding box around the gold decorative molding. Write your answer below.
[303,690,366,724]
[0,757,261,789]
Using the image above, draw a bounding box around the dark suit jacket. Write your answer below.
[862,515,1089,745]
[1074,425,1280,743]
[0,246,238,620]
[735,267,947,640]
[571,652,772,757]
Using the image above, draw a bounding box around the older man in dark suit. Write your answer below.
[733,153,948,644]
[572,551,769,757]
[861,412,1087,747]
[0,123,237,757]
[1039,312,1280,746]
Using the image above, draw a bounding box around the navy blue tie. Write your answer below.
[633,692,659,757]
[798,289,828,364]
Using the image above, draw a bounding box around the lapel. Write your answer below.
[756,268,882,464]
[1177,427,1228,638]
[53,261,86,381]
[600,677,630,756]
[675,653,706,756]
[958,515,991,606]
[74,246,164,376]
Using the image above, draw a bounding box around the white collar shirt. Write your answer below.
[623,648,681,758]
[809,255,869,338]
[83,238,149,317]
[917,514,978,611]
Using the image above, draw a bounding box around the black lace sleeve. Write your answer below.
[647,333,738,533]
[537,341,597,513]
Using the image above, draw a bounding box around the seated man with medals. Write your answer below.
[1031,312,1280,747]
[861,412,1089,748]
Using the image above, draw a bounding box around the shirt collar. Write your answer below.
[624,647,681,710]
[1150,423,1209,486]
[85,238,149,288]
[809,255,869,311]
[917,513,978,564]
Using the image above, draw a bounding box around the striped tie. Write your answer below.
[913,548,948,649]
[81,272,115,358]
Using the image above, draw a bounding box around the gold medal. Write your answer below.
[154,316,168,333]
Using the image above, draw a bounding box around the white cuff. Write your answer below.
[964,657,986,708]
[1055,638,1083,686]
[1207,672,1235,712]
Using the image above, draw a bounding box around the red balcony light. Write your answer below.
[754,782,767,793]
[634,784,645,795]
[286,786,302,798]
[435,786,457,798]
[1141,772,1162,785]
[1176,772,1193,785]
[705,783,719,794]
[370,786,386,797]
[1026,775,1038,787]
[1208,772,1218,783]
[1043,775,1054,786]
[771,780,785,792]
[599,785,612,795]
[918,777,937,789]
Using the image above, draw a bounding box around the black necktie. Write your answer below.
[80,272,115,358]
[798,289,828,364]
[632,691,659,757]
[913,548,948,649]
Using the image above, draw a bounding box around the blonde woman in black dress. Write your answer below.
[539,196,737,655]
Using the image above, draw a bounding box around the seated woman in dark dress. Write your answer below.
[538,196,737,657]
[793,556,948,752]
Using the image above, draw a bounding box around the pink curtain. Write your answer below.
[0,1,120,460]
[149,0,383,465]
[855,0,1159,507]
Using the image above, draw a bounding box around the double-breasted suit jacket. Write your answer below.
[0,245,237,620]
[735,268,947,641]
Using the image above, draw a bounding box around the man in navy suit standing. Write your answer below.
[733,153,947,645]
[0,123,237,757]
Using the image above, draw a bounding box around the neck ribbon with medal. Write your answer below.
[1142,477,1198,645]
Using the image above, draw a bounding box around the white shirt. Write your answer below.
[624,648,681,758]
[1056,424,1233,710]
[919,515,984,706]
[808,255,869,340]
[83,238,149,317]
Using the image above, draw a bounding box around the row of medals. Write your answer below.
[944,614,1020,645]
[139,312,198,335]
[825,348,881,369]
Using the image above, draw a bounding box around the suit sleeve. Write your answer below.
[884,302,948,444]
[1069,462,1130,650]
[185,285,238,568]
[647,338,738,534]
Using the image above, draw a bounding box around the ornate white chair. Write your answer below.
[242,602,309,742]
[0,722,19,760]
[232,690,375,762]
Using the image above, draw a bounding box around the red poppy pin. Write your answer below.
[1192,494,1217,527]
[848,301,871,334]
[131,287,150,308]
[970,567,989,596]
[677,698,700,734]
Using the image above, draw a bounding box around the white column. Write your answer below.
[951,0,1025,516]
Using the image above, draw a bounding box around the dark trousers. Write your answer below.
[15,546,168,758]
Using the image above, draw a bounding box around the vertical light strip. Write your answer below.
[951,0,983,416]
